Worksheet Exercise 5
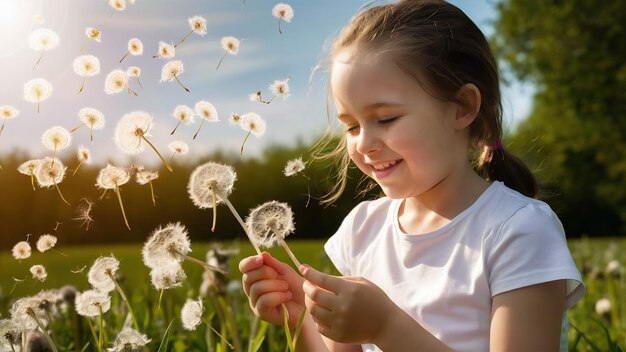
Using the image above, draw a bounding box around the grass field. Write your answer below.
[0,238,624,351]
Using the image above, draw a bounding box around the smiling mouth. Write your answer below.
[370,160,400,171]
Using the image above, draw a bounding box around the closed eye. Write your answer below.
[379,116,400,125]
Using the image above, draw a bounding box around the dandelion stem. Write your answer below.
[90,125,94,143]
[30,172,36,191]
[181,253,229,275]
[193,119,205,140]
[149,180,156,206]
[211,188,217,232]
[33,49,45,70]
[174,75,190,92]
[119,51,129,63]
[114,184,131,230]
[217,192,262,254]
[136,76,143,88]
[141,135,173,172]
[54,181,71,206]
[202,317,235,350]
[72,160,84,176]
[70,124,83,133]
[107,271,140,331]
[98,305,103,352]
[169,151,177,164]
[86,317,100,352]
[216,52,228,70]
[9,342,15,352]
[79,39,90,52]
[157,289,164,313]
[0,119,5,136]
[126,84,138,96]
[29,309,60,352]
[240,130,252,155]
[174,29,194,48]
[79,74,87,93]
[21,331,26,352]
[277,237,302,269]
[99,188,108,200]
[170,120,182,135]
[278,19,283,35]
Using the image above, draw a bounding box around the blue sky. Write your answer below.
[0,0,533,167]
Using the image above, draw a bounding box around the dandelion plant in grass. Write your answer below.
[153,41,175,59]
[28,28,59,70]
[216,36,240,70]
[193,100,218,139]
[272,3,294,35]
[115,111,173,171]
[11,296,60,352]
[175,15,207,48]
[0,319,21,351]
[126,65,142,88]
[168,141,189,163]
[0,105,19,136]
[80,27,101,52]
[72,107,105,143]
[119,37,143,63]
[109,0,126,17]
[72,146,91,176]
[18,159,41,190]
[35,157,71,206]
[239,112,266,155]
[170,105,195,135]
[160,60,190,92]
[24,78,52,113]
[150,261,186,311]
[246,201,302,268]
[105,69,137,96]
[42,126,71,164]
[73,55,100,93]
[96,164,131,229]
[136,170,159,206]
[88,256,140,331]
[75,289,111,352]
[109,327,151,351]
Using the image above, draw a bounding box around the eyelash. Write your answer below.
[345,116,400,134]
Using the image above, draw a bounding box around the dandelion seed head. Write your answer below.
[24,78,53,103]
[96,164,130,190]
[168,141,189,154]
[272,3,294,22]
[269,78,290,99]
[9,296,48,331]
[136,170,158,185]
[35,157,66,188]
[248,91,262,102]
[241,112,266,136]
[79,107,105,129]
[188,15,207,36]
[595,297,611,316]
[157,41,175,58]
[606,260,621,276]
[85,27,101,42]
[28,28,60,51]
[75,289,111,317]
[107,327,151,352]
[126,66,141,77]
[246,201,295,248]
[128,38,143,55]
[172,105,194,124]
[150,262,186,290]
[142,222,191,269]
[109,0,126,11]
[18,159,41,175]
[127,163,144,176]
[0,105,19,119]
[228,112,241,125]
[194,100,218,122]
[33,289,61,317]
[42,126,71,151]
[0,318,22,348]
[88,256,119,293]
[73,55,101,76]
[36,234,57,253]
[114,111,153,155]
[12,241,32,260]
[181,298,203,331]
[284,157,306,176]
[221,36,240,54]
[29,265,48,282]
[188,161,237,209]
[104,69,128,94]
[160,60,184,82]
[78,146,91,163]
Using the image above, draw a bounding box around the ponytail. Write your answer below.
[477,143,539,198]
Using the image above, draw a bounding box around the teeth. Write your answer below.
[372,160,397,171]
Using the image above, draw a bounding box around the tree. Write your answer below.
[493,0,626,235]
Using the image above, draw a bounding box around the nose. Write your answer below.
[354,127,381,155]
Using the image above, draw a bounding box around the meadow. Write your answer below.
[0,238,624,351]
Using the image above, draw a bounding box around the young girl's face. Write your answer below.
[331,48,470,199]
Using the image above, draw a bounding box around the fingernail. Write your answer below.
[299,265,308,275]
[254,256,263,264]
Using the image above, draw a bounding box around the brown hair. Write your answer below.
[313,0,538,204]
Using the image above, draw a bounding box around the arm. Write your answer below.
[490,280,567,351]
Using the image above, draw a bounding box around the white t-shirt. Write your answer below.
[324,181,584,352]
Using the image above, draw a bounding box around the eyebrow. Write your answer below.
[337,102,404,121]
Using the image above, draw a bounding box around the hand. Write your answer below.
[239,252,305,328]
[300,264,399,345]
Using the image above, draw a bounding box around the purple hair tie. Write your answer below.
[493,141,504,150]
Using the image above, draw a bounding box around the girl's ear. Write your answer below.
[453,83,481,130]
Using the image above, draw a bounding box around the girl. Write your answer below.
[240,0,584,351]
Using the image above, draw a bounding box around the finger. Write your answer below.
[242,265,280,296]
[302,279,336,309]
[300,264,343,293]
[255,291,293,317]
[238,254,264,273]
[249,279,290,307]
[261,252,296,276]
[308,301,334,324]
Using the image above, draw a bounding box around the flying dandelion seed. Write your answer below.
[12,241,32,260]
[216,36,240,70]
[174,15,207,48]
[71,265,87,274]
[160,60,190,92]
[73,55,100,93]
[0,105,19,136]
[239,112,266,155]
[96,164,132,229]
[108,327,151,352]
[114,111,173,171]
[28,28,59,70]
[193,100,218,139]
[36,234,57,253]
[228,112,241,125]
[248,90,264,103]
[170,105,194,135]
[126,65,142,88]
[35,157,71,206]
[142,222,228,274]
[272,3,294,35]
[136,170,159,206]
[42,126,71,162]
[109,0,126,17]
[105,69,136,95]
[80,27,101,52]
[246,201,301,268]
[268,78,291,102]
[181,298,203,331]
[74,198,95,230]
[153,41,175,59]
[119,37,143,63]
[284,157,311,205]
[168,141,188,163]
[18,159,41,191]
[72,107,105,142]
[29,265,48,282]
[24,78,52,113]
[126,162,144,176]
[72,146,91,176]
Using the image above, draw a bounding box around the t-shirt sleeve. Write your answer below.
[485,202,585,309]
[324,206,359,277]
